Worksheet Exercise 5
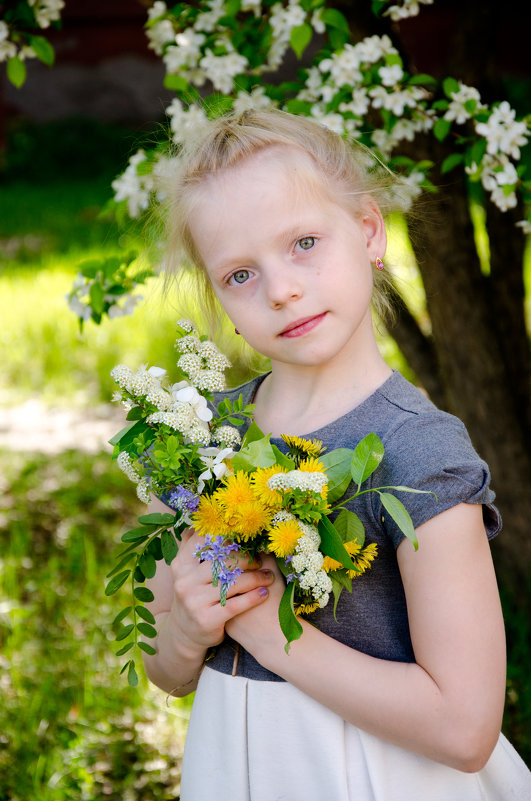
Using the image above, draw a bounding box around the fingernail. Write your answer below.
[258,587,268,597]
[261,569,273,577]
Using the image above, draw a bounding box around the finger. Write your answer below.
[220,584,271,620]
[225,568,275,600]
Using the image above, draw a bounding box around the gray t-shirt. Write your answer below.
[206,370,501,681]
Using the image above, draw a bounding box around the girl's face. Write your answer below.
[188,149,386,372]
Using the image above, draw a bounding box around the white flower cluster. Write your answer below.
[28,0,64,28]
[444,83,485,125]
[175,332,230,393]
[275,515,332,607]
[116,452,152,503]
[111,150,154,219]
[268,470,328,494]
[212,425,242,449]
[384,0,433,22]
[66,275,143,322]
[111,364,213,446]
[461,101,530,212]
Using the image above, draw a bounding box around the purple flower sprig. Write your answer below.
[166,485,200,516]
[194,535,243,605]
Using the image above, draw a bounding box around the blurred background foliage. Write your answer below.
[0,117,529,799]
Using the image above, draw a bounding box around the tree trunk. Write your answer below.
[409,163,531,579]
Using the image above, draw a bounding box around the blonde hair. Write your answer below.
[161,108,403,330]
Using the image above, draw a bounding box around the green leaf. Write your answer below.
[138,512,175,526]
[112,606,133,626]
[138,641,157,656]
[240,420,266,448]
[321,7,350,32]
[333,509,365,547]
[441,153,464,174]
[164,74,191,92]
[378,492,418,550]
[270,444,296,471]
[433,117,452,143]
[115,623,135,641]
[89,281,105,315]
[318,517,357,571]
[350,433,384,487]
[408,73,437,86]
[139,552,157,579]
[109,419,150,448]
[121,526,156,543]
[106,552,137,578]
[290,23,312,59]
[137,622,157,639]
[278,582,303,654]
[28,35,55,66]
[330,571,352,618]
[126,406,143,421]
[115,641,135,656]
[134,586,155,603]
[231,435,277,472]
[442,76,460,98]
[319,448,353,503]
[128,661,139,687]
[135,606,156,625]
[105,570,131,596]
[7,57,26,89]
[161,529,179,564]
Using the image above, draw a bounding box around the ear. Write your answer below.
[359,197,387,262]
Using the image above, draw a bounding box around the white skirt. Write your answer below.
[180,666,531,801]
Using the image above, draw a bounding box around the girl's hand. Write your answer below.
[168,529,275,653]
[225,553,287,658]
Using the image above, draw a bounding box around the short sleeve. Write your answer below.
[373,412,502,549]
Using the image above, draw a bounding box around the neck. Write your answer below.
[253,335,391,438]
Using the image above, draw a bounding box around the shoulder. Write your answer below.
[369,373,501,542]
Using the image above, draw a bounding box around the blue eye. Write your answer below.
[297,236,315,251]
[230,269,250,285]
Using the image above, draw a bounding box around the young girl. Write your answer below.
[143,109,531,800]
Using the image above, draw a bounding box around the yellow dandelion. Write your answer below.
[192,495,230,537]
[251,465,285,509]
[218,471,256,508]
[267,519,301,557]
[294,600,320,616]
[281,434,325,459]
[298,457,326,473]
[323,541,378,578]
[230,500,273,541]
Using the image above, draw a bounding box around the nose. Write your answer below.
[264,262,303,310]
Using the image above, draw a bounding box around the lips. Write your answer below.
[279,312,327,338]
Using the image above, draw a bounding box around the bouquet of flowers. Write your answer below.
[107,320,425,686]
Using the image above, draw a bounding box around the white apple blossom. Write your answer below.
[241,0,262,15]
[339,88,370,117]
[310,107,345,135]
[444,83,485,125]
[475,101,529,160]
[516,220,531,234]
[233,86,273,114]
[166,100,209,145]
[378,64,404,87]
[199,49,249,94]
[194,0,226,33]
[356,34,397,64]
[311,8,326,34]
[111,150,153,218]
[171,383,213,422]
[384,0,433,21]
[28,0,65,29]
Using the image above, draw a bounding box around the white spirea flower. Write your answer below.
[176,318,197,334]
[175,335,201,354]
[192,369,226,393]
[186,424,211,446]
[213,425,242,449]
[117,452,141,484]
[136,477,151,504]
[198,341,231,370]
[171,383,213,422]
[177,353,203,375]
[268,470,328,493]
